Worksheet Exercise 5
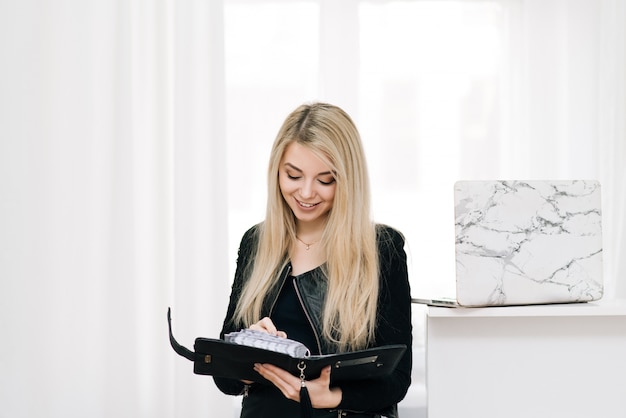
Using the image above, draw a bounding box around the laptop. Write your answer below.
[413,180,604,307]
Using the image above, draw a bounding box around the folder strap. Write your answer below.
[167,307,196,361]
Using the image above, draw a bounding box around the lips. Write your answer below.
[296,199,320,209]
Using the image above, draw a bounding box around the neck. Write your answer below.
[296,224,324,244]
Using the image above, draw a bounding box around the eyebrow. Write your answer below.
[283,162,333,177]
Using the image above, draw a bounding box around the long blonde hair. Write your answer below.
[233,103,379,352]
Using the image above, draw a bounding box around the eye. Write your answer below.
[286,172,301,180]
[318,177,336,186]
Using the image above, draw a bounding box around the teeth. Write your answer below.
[299,200,316,208]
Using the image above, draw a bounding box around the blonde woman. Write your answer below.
[214,103,412,418]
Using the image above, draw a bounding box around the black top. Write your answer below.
[271,274,321,356]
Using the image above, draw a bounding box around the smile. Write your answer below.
[296,199,320,208]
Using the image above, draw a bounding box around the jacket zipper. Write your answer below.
[292,276,323,356]
[268,263,292,316]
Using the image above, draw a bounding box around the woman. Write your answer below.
[214,103,412,418]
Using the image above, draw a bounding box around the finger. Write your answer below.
[318,365,331,384]
[254,319,287,338]
[250,317,279,335]
[254,363,301,401]
[254,363,297,384]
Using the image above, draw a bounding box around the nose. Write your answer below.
[299,179,315,199]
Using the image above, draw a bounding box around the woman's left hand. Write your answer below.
[253,364,342,409]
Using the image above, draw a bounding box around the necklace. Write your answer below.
[295,236,317,250]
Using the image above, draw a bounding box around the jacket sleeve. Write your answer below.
[337,226,413,413]
[212,225,259,396]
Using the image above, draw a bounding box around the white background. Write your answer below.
[1,0,625,417]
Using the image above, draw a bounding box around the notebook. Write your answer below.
[167,308,406,383]
[413,180,604,307]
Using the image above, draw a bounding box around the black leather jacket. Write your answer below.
[214,224,412,417]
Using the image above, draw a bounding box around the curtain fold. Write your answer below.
[0,1,230,416]
[171,0,231,416]
[597,0,626,298]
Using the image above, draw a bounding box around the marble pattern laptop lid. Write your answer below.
[454,180,603,307]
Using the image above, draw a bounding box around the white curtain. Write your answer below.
[500,0,626,298]
[502,0,626,298]
[1,1,624,417]
[0,0,231,417]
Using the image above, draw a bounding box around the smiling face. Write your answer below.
[278,142,336,229]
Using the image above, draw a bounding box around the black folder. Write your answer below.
[168,308,406,384]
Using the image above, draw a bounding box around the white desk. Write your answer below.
[424,300,626,418]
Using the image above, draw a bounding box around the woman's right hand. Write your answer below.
[240,317,287,384]
[249,317,287,338]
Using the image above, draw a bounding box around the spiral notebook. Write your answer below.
[414,180,604,307]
